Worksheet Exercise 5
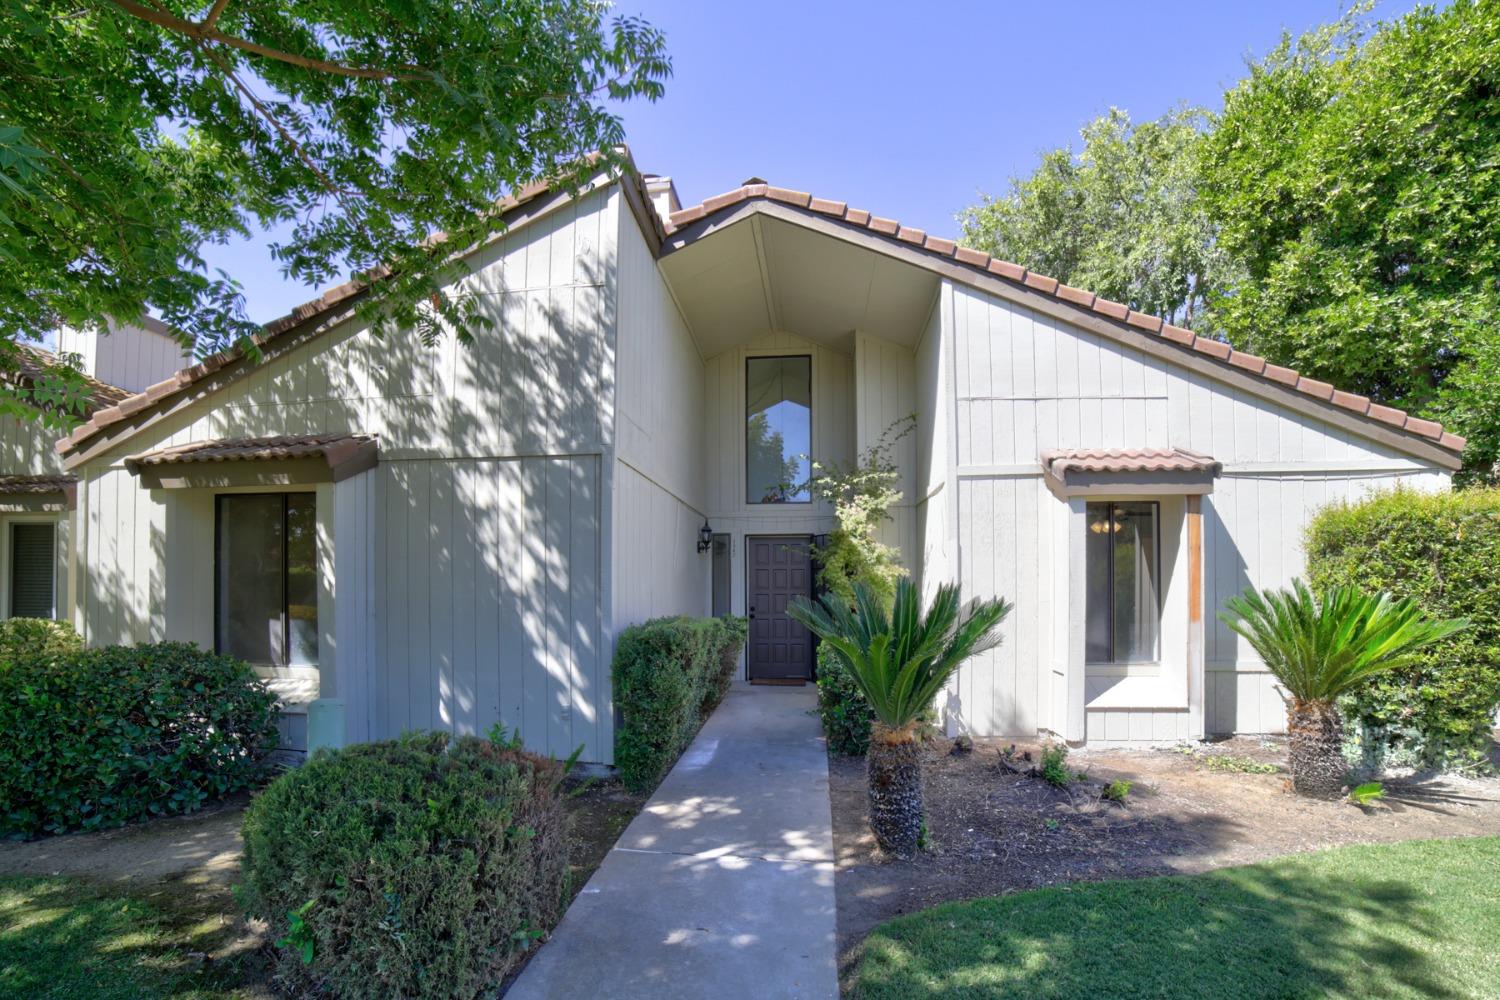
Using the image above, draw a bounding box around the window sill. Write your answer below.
[1084,672,1187,711]
[1086,662,1161,678]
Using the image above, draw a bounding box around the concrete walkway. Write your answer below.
[507,684,837,999]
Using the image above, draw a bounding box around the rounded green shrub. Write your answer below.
[240,733,568,1000]
[613,615,747,793]
[1307,486,1500,772]
[0,641,278,837]
[0,617,82,662]
[817,643,874,755]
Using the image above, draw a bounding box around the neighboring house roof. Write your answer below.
[13,344,133,413]
[1041,448,1222,478]
[125,433,379,483]
[52,157,1466,471]
[0,474,76,495]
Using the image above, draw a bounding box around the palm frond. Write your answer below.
[789,578,1011,730]
[1219,580,1467,702]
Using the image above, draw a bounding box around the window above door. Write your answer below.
[746,355,811,504]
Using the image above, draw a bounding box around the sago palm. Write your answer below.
[789,578,1010,856]
[1219,580,1467,799]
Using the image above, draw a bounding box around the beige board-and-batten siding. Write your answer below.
[71,186,622,763]
[938,279,1448,744]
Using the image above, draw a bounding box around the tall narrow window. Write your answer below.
[746,355,811,504]
[9,523,55,619]
[711,533,731,617]
[216,493,318,667]
[1085,501,1160,663]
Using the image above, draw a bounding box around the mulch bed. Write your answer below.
[830,734,1500,992]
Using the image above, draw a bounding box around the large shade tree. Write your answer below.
[959,106,1232,329]
[0,0,669,420]
[1200,0,1500,483]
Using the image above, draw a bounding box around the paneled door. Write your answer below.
[746,535,814,682]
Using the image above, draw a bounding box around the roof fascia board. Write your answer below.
[664,200,1461,472]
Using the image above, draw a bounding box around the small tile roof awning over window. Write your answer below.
[1041,448,1222,499]
[0,474,77,509]
[125,434,378,484]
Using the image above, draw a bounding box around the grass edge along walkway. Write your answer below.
[856,835,1500,1000]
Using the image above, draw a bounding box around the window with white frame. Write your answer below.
[8,522,55,619]
[1085,501,1160,664]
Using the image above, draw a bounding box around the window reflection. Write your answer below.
[746,356,811,504]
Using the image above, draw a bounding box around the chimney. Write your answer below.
[641,174,681,227]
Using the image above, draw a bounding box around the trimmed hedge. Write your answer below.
[240,733,567,1000]
[613,615,747,793]
[0,642,279,837]
[0,618,82,662]
[1307,487,1500,772]
[817,643,874,755]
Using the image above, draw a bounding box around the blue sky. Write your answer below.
[202,0,1427,323]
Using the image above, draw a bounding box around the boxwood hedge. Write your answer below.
[1307,487,1500,772]
[612,615,747,793]
[0,641,279,837]
[240,733,567,1000]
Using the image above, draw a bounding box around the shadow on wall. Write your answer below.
[78,209,618,763]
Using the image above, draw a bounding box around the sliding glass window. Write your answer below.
[215,493,318,667]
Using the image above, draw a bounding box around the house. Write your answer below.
[50,155,1464,761]
[2,319,185,624]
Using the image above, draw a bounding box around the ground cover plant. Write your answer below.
[855,835,1500,1000]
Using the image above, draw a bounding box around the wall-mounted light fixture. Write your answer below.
[697,519,713,554]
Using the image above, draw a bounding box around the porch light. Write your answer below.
[697,519,713,554]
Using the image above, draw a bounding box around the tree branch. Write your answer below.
[199,0,232,31]
[104,0,429,82]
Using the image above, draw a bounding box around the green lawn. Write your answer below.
[0,876,253,999]
[857,836,1500,1000]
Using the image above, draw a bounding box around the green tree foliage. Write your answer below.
[959,2,1500,483]
[959,106,1231,327]
[0,0,669,415]
[1201,1,1500,482]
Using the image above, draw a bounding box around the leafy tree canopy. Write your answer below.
[959,1,1500,483]
[1201,0,1499,482]
[959,106,1233,328]
[0,0,669,419]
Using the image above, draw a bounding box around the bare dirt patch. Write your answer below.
[831,734,1500,991]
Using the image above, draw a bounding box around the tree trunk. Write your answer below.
[866,723,923,857]
[1286,698,1347,799]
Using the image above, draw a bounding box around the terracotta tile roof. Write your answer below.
[55,159,620,462]
[1041,448,1222,478]
[126,433,376,469]
[664,185,1466,459]
[0,474,77,495]
[12,345,132,413]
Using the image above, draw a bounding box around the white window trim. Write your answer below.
[0,513,60,620]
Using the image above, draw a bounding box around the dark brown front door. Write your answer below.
[747,535,814,682]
